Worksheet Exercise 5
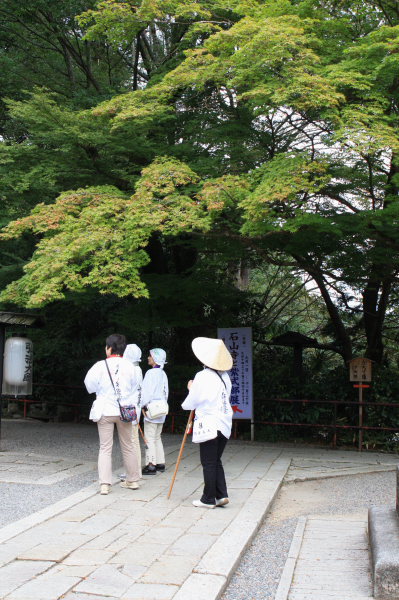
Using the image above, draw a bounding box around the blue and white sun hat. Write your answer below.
[150,348,167,368]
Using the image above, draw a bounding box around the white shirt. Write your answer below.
[84,356,142,423]
[141,367,169,424]
[181,368,233,439]
[131,365,143,407]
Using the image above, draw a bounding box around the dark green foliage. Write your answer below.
[2,0,399,450]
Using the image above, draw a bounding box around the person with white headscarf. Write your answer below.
[182,337,233,508]
[141,348,169,475]
[123,344,143,477]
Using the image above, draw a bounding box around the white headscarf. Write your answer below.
[150,348,167,369]
[124,344,142,366]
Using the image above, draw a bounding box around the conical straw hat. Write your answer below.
[192,337,233,371]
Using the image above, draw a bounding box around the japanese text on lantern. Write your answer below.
[217,327,253,420]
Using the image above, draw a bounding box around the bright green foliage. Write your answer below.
[241,156,330,235]
[0,158,203,306]
[78,0,258,44]
[99,10,344,114]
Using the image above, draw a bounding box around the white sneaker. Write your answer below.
[192,500,216,509]
[100,484,110,495]
[216,497,229,507]
[120,481,139,490]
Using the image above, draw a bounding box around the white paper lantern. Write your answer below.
[2,337,33,396]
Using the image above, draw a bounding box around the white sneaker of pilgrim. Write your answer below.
[100,484,110,495]
[215,497,229,507]
[192,499,216,509]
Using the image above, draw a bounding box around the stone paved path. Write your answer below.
[278,513,373,600]
[0,442,289,600]
[2,432,399,600]
[282,447,399,482]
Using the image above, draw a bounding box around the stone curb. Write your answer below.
[274,517,307,600]
[0,462,137,545]
[0,482,99,545]
[0,446,182,545]
[285,464,398,484]
[173,457,291,600]
[369,506,399,600]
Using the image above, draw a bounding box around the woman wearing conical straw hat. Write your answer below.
[181,337,233,508]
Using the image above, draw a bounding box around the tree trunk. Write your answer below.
[363,273,392,363]
[298,257,353,363]
[363,154,399,362]
[61,42,76,88]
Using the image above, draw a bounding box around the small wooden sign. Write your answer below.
[349,357,372,382]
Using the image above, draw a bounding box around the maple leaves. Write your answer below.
[0,159,204,307]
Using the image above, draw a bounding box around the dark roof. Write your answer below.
[0,312,44,327]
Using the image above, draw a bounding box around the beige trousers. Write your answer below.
[97,416,139,484]
[144,421,165,465]
[132,423,142,474]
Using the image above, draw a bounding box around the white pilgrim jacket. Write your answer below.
[84,356,142,423]
[141,367,169,424]
[181,367,233,439]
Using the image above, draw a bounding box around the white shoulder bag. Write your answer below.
[147,399,169,419]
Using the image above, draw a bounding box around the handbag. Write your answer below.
[104,360,137,423]
[192,414,217,443]
[146,399,169,420]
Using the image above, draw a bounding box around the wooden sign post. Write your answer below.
[349,358,373,452]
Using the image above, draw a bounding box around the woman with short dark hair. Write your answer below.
[105,333,127,357]
[84,333,140,495]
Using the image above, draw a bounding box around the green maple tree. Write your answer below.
[2,0,399,364]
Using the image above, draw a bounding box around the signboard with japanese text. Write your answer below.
[217,327,253,420]
[349,357,372,382]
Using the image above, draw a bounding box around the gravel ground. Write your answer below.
[1,419,101,459]
[221,470,396,600]
[0,419,177,528]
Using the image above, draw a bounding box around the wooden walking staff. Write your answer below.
[140,408,150,450]
[138,422,148,449]
[167,410,194,499]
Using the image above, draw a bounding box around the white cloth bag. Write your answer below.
[192,415,217,443]
[146,400,169,420]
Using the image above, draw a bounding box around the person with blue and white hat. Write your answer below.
[141,348,169,475]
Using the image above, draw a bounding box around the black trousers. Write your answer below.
[199,431,228,505]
